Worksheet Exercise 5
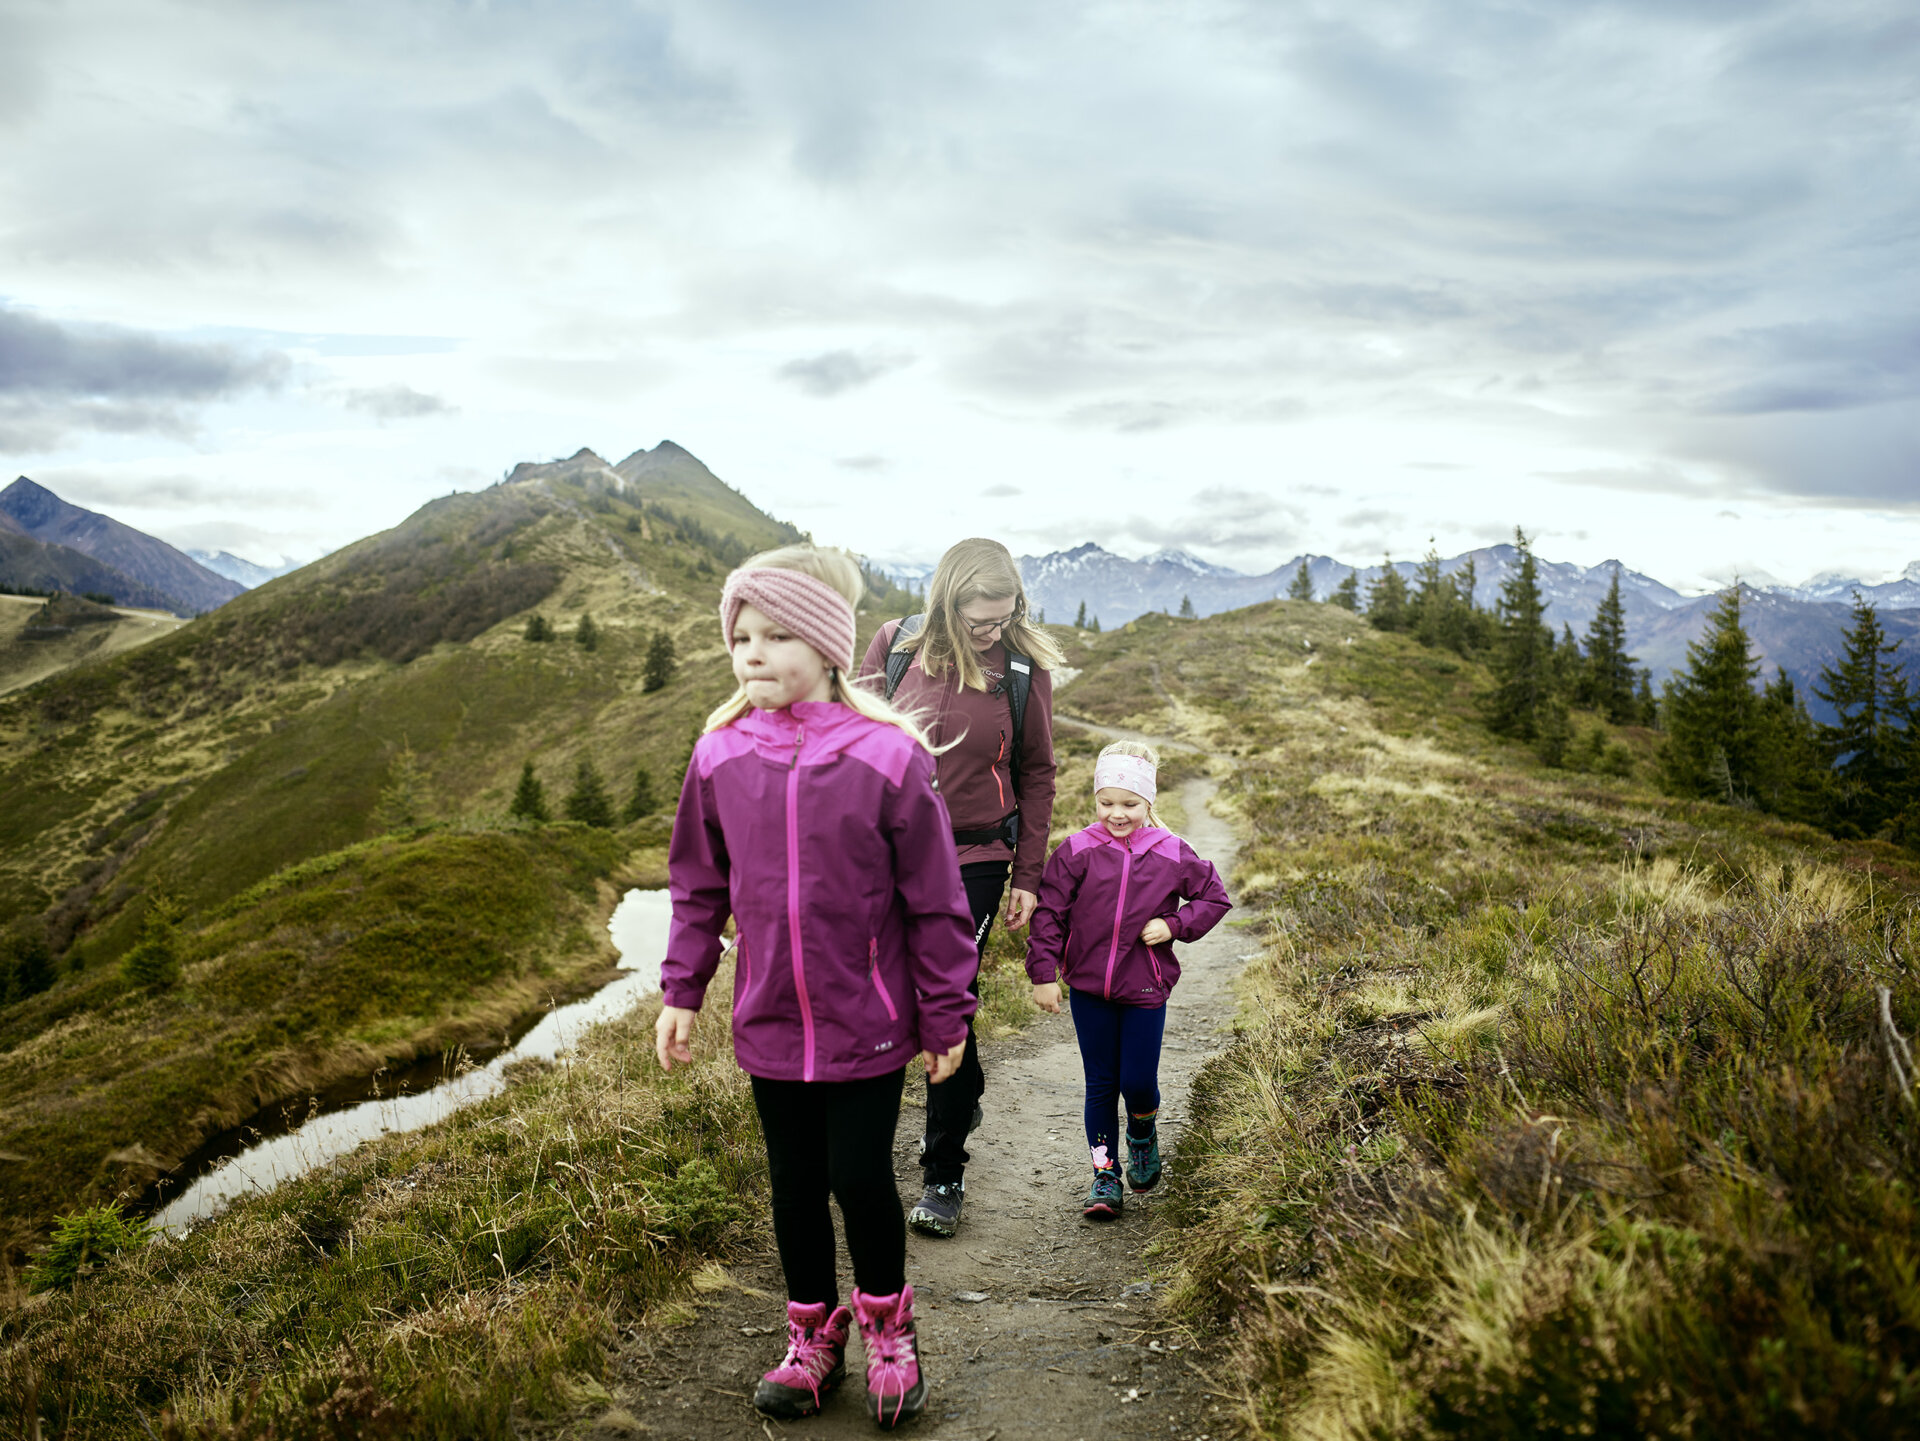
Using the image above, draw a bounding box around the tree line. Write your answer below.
[1286,532,1915,846]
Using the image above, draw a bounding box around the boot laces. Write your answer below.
[864,1309,919,1423]
[774,1320,839,1404]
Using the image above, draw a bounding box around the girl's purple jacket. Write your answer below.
[1025,824,1232,1007]
[663,701,980,1082]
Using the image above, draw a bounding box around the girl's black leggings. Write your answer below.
[750,1068,907,1306]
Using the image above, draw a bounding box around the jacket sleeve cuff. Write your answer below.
[662,985,707,1010]
[918,1024,969,1055]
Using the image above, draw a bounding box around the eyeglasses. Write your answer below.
[960,601,1023,638]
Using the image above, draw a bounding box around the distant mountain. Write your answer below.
[1754,561,1920,609]
[187,549,304,589]
[0,478,244,614]
[0,530,185,611]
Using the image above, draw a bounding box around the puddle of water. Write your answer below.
[153,889,674,1232]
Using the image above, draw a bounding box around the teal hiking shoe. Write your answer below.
[1083,1169,1124,1219]
[1126,1126,1162,1192]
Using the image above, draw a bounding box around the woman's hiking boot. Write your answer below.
[1083,1168,1125,1219]
[851,1284,927,1429]
[1126,1125,1163,1192]
[906,1181,963,1238]
[753,1300,851,1418]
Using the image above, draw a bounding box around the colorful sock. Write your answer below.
[1127,1108,1158,1140]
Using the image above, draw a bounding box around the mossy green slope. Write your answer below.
[1059,601,1920,1438]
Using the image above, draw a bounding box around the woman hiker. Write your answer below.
[857,536,1062,1239]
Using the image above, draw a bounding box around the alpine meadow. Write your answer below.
[1,444,1917,1438]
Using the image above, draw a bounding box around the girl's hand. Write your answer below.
[925,1039,968,1084]
[1140,918,1173,947]
[655,1005,698,1071]
[1004,887,1038,930]
[1032,982,1062,1014]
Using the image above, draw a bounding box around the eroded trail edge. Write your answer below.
[606,770,1244,1441]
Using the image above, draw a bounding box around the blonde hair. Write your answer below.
[1096,740,1169,830]
[893,537,1065,692]
[705,544,939,750]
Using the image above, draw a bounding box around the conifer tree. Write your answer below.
[1582,567,1639,723]
[1075,600,1087,629]
[373,745,424,832]
[1814,593,1912,835]
[1090,615,1102,633]
[1366,560,1411,632]
[508,760,550,823]
[1752,669,1830,824]
[1550,623,1584,700]
[1485,529,1551,739]
[575,612,599,652]
[643,629,677,693]
[1287,560,1314,602]
[524,614,552,642]
[623,764,657,822]
[565,758,616,828]
[1412,544,1473,654]
[3,926,54,1001]
[1660,586,1761,800]
[1179,594,1196,618]
[120,895,182,991]
[1635,668,1657,727]
[1330,572,1360,612]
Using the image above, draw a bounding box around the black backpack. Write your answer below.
[883,613,1032,845]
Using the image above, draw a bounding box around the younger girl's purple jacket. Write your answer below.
[1025,824,1232,1007]
[663,700,980,1083]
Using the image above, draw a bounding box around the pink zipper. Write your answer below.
[993,730,1007,809]
[786,724,816,1081]
[1103,834,1135,1000]
[868,937,898,1021]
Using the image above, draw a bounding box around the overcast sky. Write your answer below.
[1,0,1915,590]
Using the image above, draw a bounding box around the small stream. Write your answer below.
[152,889,674,1231]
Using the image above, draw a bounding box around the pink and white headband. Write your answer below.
[720,566,857,675]
[1094,753,1156,802]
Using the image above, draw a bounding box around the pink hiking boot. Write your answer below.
[753,1300,851,1418]
[851,1284,928,1429]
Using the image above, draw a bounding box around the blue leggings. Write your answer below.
[1068,989,1166,1171]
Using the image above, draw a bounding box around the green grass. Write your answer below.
[1,983,761,1439]
[0,823,636,1238]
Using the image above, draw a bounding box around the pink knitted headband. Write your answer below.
[720,567,857,675]
[1094,753,1156,802]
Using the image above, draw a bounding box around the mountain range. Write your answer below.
[0,478,245,614]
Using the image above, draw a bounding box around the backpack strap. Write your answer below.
[886,613,1034,846]
[882,614,924,700]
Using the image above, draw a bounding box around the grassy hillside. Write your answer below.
[0,442,843,1243]
[0,593,185,700]
[1059,602,1920,1437]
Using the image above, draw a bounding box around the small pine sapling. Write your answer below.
[575,612,599,651]
[566,758,617,828]
[508,759,550,823]
[623,764,657,822]
[121,894,183,991]
[643,629,677,693]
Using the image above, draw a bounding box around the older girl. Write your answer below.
[658,545,978,1428]
[857,537,1061,1238]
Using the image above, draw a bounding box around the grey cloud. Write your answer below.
[836,454,888,470]
[0,305,286,402]
[981,484,1021,498]
[343,383,455,420]
[776,348,912,397]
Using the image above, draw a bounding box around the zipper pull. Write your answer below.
[791,724,805,769]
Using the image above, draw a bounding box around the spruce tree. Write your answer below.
[1090,615,1102,633]
[623,764,657,822]
[508,760,550,823]
[1635,668,1657,727]
[1412,544,1472,654]
[1660,586,1761,801]
[575,612,599,652]
[120,895,182,991]
[1075,600,1087,629]
[1753,669,1830,824]
[1179,594,1196,618]
[1583,567,1639,723]
[1814,592,1911,834]
[1366,560,1411,633]
[524,614,551,642]
[3,926,54,1000]
[1287,560,1314,602]
[565,758,616,828]
[1330,572,1361,612]
[643,630,677,693]
[373,745,423,832]
[1485,529,1550,739]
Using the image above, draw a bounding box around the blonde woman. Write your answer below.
[856,537,1062,1239]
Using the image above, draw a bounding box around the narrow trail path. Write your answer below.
[603,759,1244,1441]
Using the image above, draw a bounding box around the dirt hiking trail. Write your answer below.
[600,760,1247,1441]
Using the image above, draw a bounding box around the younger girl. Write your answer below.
[1026,742,1231,1217]
[655,545,979,1429]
